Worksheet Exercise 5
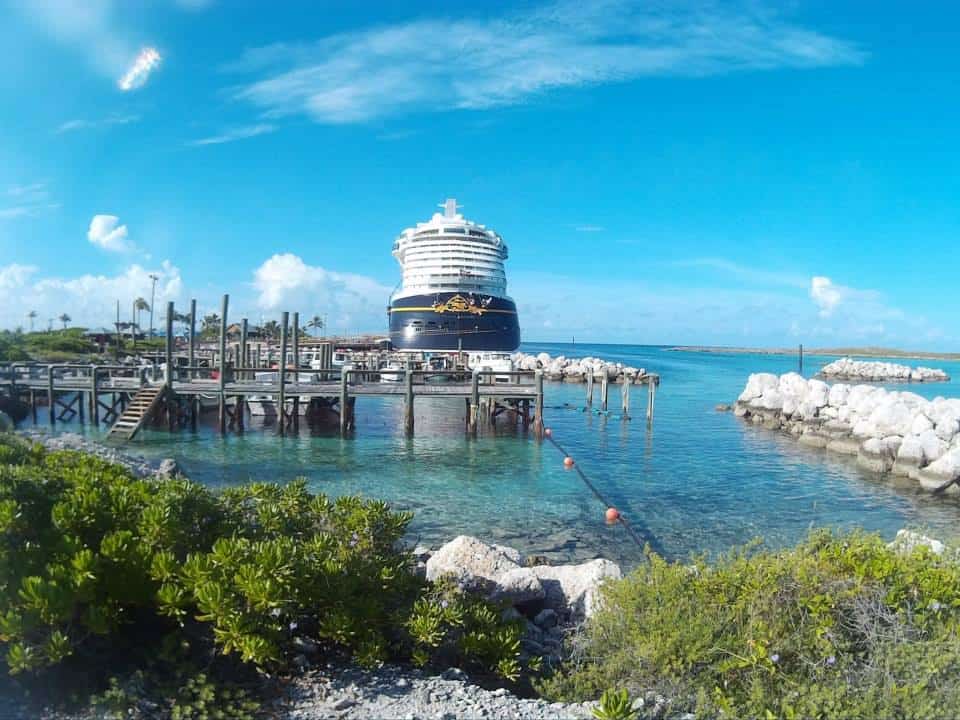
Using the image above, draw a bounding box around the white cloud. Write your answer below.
[87,214,132,252]
[0,261,183,330]
[810,276,844,317]
[227,0,864,124]
[0,264,38,290]
[575,225,605,233]
[56,114,140,133]
[252,253,391,332]
[118,47,162,91]
[188,124,276,146]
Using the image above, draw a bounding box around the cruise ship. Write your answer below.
[388,199,520,351]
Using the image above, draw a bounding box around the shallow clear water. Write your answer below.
[33,345,960,568]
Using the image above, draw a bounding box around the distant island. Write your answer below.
[667,346,960,361]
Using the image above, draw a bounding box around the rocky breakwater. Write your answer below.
[819,357,949,382]
[420,535,620,668]
[736,372,960,494]
[512,352,646,384]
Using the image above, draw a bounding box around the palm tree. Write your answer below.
[201,313,220,338]
[262,320,280,340]
[133,297,150,332]
[58,313,71,329]
[307,315,324,337]
[27,310,37,332]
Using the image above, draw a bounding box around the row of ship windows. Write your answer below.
[404,283,502,291]
[403,242,504,254]
[412,228,494,238]
[404,253,505,265]
[399,240,507,257]
[404,274,506,284]
[403,262,505,273]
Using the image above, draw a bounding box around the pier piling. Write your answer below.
[188,299,197,380]
[600,375,609,412]
[621,377,630,418]
[166,302,175,432]
[586,373,594,407]
[533,369,545,438]
[339,369,350,436]
[403,365,415,436]
[217,294,228,434]
[278,311,289,436]
[646,377,657,424]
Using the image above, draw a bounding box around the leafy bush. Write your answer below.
[539,531,960,720]
[0,434,524,713]
[0,332,29,362]
[22,329,94,357]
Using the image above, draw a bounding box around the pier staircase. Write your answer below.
[106,385,165,441]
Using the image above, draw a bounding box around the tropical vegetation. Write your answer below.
[0,433,527,717]
[540,530,960,720]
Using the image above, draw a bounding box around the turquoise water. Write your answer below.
[34,345,960,568]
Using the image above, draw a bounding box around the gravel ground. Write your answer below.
[274,665,596,720]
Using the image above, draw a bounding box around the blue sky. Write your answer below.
[1,0,958,348]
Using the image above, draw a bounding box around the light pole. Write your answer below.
[148,273,159,338]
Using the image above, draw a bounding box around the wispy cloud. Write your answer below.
[56,114,140,134]
[119,47,162,91]
[0,183,57,221]
[672,257,809,289]
[188,124,276,146]
[226,0,864,124]
[575,225,605,233]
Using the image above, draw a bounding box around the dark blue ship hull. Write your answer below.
[388,292,521,351]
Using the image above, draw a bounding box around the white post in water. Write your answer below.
[647,377,656,424]
[621,377,630,419]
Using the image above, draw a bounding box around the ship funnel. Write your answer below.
[441,198,460,218]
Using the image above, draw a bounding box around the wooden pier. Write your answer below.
[0,294,660,441]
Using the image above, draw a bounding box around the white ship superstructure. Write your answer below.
[388,199,520,351]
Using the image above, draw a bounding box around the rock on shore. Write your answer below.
[425,535,621,624]
[511,352,646,383]
[819,357,949,382]
[15,429,180,479]
[736,372,960,493]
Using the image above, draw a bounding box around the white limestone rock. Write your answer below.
[828,383,851,407]
[806,380,830,408]
[426,536,521,593]
[916,447,960,493]
[489,567,546,605]
[889,529,946,556]
[530,559,622,622]
[738,373,779,403]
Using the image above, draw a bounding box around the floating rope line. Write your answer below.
[544,433,652,552]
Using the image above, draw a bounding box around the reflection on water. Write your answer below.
[27,345,960,568]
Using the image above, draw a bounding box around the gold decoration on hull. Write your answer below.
[431,294,485,315]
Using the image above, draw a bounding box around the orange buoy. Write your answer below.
[563,456,575,468]
[605,507,621,524]
[544,427,552,437]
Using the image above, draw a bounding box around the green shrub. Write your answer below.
[0,433,524,712]
[539,531,960,719]
[592,688,637,720]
